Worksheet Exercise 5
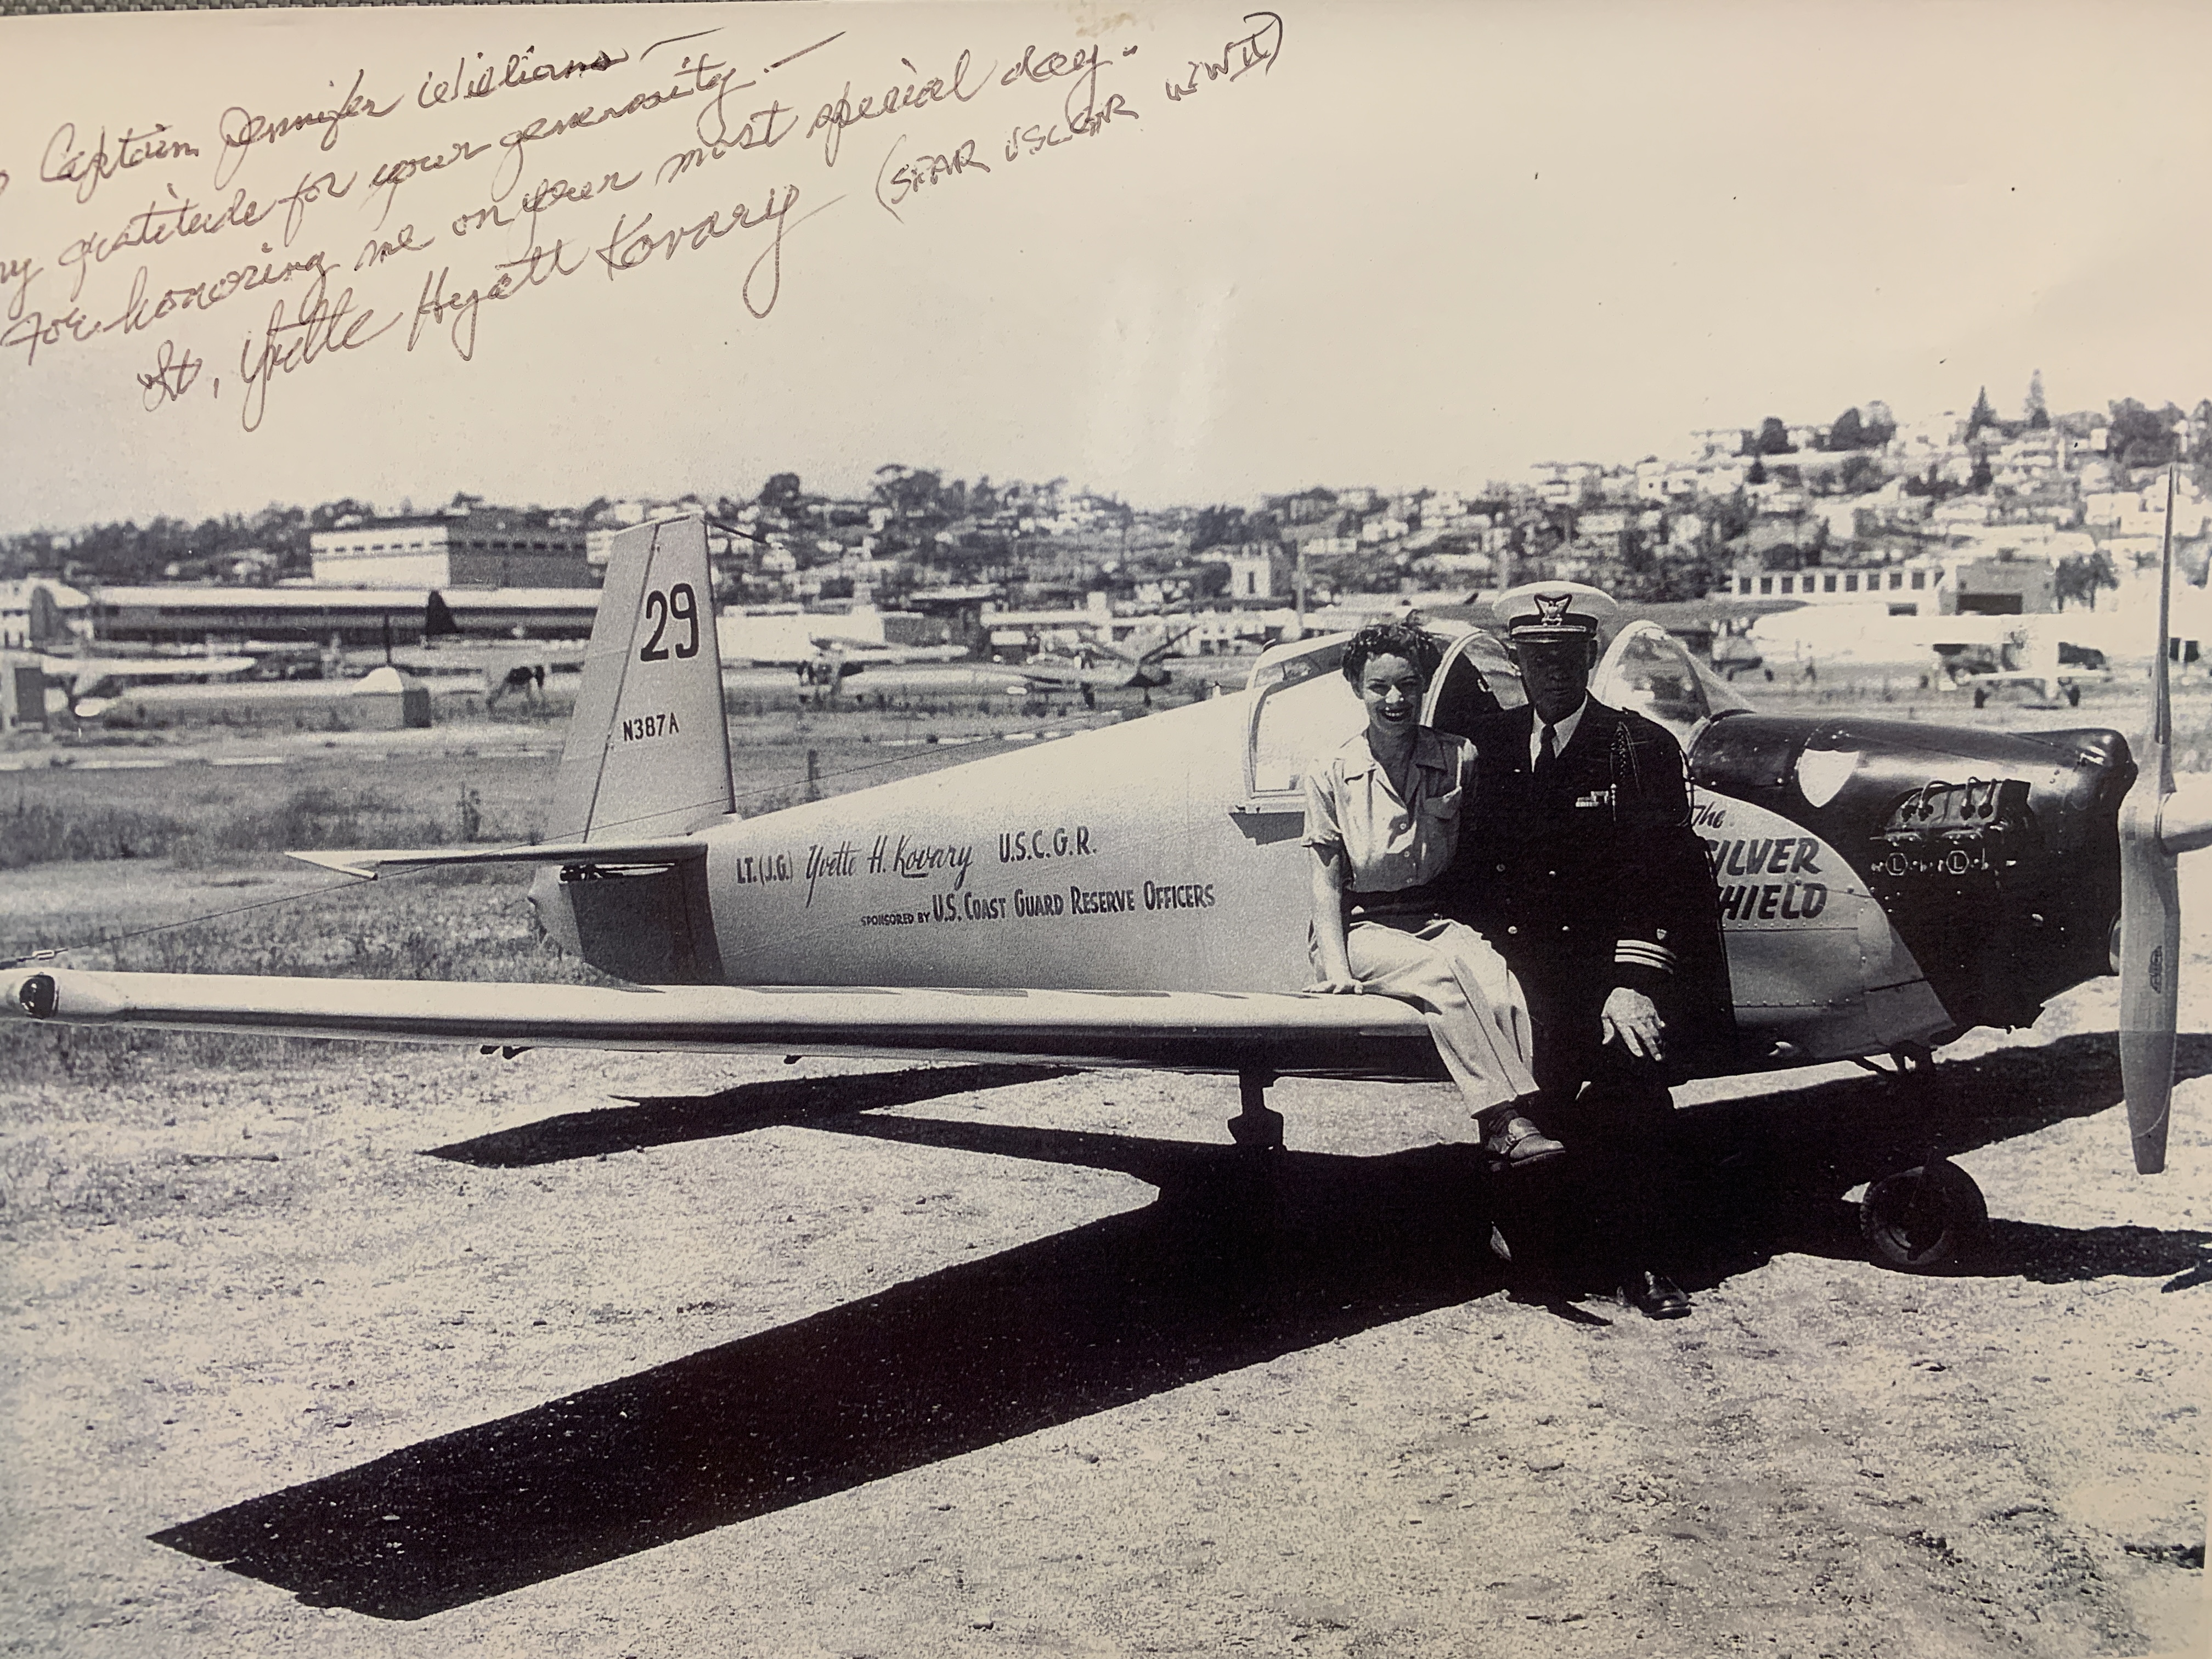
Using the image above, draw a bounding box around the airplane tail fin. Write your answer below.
[545,516,733,844]
[425,590,460,640]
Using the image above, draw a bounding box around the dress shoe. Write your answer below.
[1620,1271,1692,1319]
[1479,1108,1566,1172]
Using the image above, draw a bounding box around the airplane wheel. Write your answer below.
[1860,1160,1987,1272]
[2067,684,2082,707]
[1226,1104,1285,1152]
[1972,687,1988,709]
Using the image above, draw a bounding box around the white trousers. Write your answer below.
[1339,916,1539,1141]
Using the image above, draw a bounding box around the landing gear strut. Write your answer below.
[1227,1069,1285,1152]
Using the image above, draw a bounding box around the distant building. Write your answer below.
[1223,545,1284,599]
[311,512,592,589]
[1723,560,1949,610]
[1947,556,2056,616]
[1718,553,2053,615]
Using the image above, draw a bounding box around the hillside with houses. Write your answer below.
[5,382,2206,645]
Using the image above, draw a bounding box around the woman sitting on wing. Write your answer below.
[1303,622,1563,1169]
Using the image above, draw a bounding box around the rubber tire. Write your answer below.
[1860,1161,1988,1272]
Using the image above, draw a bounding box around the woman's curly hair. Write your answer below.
[1341,622,1443,690]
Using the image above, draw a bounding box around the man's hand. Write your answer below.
[1305,974,1364,995]
[1601,986,1666,1061]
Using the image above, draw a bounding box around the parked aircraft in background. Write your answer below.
[376,591,585,696]
[39,650,262,720]
[1007,624,1197,694]
[785,636,973,691]
[7,487,2203,1276]
[1933,621,2111,708]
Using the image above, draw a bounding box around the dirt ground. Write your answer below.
[2,686,2208,1659]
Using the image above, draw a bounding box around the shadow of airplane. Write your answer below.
[152,1032,2212,1620]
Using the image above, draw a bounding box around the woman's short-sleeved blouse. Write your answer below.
[1301,725,1476,893]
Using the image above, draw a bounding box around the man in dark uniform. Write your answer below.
[1454,581,1729,1319]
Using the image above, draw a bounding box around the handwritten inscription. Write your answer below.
[217,70,402,188]
[417,46,631,112]
[1165,13,1284,100]
[236,267,397,432]
[875,136,990,220]
[135,338,203,409]
[41,123,201,206]
[808,49,990,167]
[1,11,1288,432]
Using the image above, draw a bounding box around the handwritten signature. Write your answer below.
[236,265,398,432]
[136,338,203,410]
[40,122,200,207]
[408,182,809,363]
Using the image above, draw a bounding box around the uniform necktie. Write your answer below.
[1536,722,1558,777]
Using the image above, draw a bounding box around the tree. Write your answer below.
[1966,386,1997,440]
[1838,453,1884,493]
[1189,505,1246,554]
[1745,456,1769,486]
[1860,401,1897,447]
[2108,398,2185,470]
[1969,455,1994,492]
[1826,407,1866,451]
[873,465,944,522]
[2025,369,2049,430]
[2055,552,2118,610]
[759,472,803,509]
[1753,416,1796,455]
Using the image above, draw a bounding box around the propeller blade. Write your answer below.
[2118,463,2181,1176]
[2119,772,2178,1175]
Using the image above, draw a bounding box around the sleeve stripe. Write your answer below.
[1615,941,1678,973]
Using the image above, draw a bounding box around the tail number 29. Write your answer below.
[640,584,700,662]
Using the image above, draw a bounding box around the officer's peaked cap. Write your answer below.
[1492,580,1618,640]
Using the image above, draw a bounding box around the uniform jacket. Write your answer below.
[1452,698,1733,1073]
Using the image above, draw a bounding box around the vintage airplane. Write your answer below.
[1007,623,1197,695]
[38,648,263,720]
[5,492,2203,1273]
[1933,620,2113,709]
[374,590,586,699]
[718,609,970,691]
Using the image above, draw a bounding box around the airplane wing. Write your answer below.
[2,968,1437,1077]
[44,655,259,682]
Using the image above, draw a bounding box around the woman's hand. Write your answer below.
[1305,974,1365,995]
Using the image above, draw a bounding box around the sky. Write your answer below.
[2,0,2209,534]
